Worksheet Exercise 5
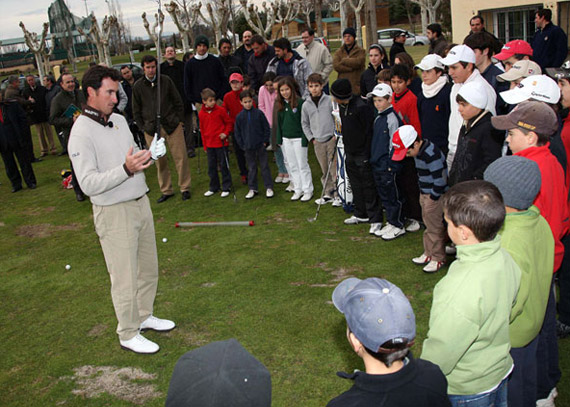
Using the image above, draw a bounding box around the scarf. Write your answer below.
[421,75,448,98]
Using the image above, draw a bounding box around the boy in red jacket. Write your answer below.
[199,88,233,197]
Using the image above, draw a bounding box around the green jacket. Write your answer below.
[276,99,308,147]
[132,74,184,135]
[421,236,521,395]
[500,206,554,348]
[49,89,86,137]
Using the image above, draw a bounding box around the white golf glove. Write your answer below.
[149,134,166,160]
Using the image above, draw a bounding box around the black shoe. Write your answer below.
[558,320,570,338]
[31,157,42,163]
[181,191,191,201]
[28,183,37,190]
[157,194,175,203]
[76,192,85,202]
[58,150,68,156]
[187,151,196,158]
[12,185,22,193]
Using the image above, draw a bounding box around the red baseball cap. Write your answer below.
[229,73,244,83]
[391,125,418,161]
[494,40,533,61]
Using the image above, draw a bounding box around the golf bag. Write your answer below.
[332,101,353,212]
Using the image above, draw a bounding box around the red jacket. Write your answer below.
[223,89,256,132]
[516,143,569,272]
[198,104,232,150]
[561,115,570,190]
[392,89,422,137]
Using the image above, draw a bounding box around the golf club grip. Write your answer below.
[176,221,254,227]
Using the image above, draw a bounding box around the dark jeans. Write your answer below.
[345,154,381,222]
[536,281,560,400]
[206,146,232,192]
[245,145,273,191]
[508,336,539,407]
[1,146,36,188]
[558,234,570,325]
[373,168,404,228]
[396,157,422,222]
[233,137,248,176]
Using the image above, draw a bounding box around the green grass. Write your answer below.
[1,50,569,406]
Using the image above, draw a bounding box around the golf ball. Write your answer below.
[65,264,71,270]
[162,238,168,243]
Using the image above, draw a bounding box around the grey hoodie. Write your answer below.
[301,93,335,143]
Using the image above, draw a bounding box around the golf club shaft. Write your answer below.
[176,221,254,227]
[223,147,237,201]
[310,138,338,222]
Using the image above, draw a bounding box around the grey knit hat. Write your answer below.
[483,156,541,210]
[195,34,210,48]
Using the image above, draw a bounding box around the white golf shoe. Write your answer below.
[120,333,159,354]
[291,192,303,201]
[369,222,382,235]
[220,191,230,198]
[140,315,176,332]
[344,216,369,225]
[266,189,274,198]
[204,190,215,197]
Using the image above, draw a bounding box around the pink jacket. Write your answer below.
[258,85,277,127]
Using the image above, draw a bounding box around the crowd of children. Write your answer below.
[189,37,570,406]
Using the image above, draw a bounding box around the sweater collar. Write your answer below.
[82,105,113,127]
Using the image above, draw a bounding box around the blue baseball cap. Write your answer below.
[332,278,416,352]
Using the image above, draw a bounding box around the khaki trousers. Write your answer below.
[34,122,57,154]
[93,195,158,341]
[313,137,337,198]
[419,193,446,262]
[145,123,191,195]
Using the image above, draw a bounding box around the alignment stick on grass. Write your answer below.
[175,221,255,227]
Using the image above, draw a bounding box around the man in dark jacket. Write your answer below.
[5,76,39,163]
[427,23,448,57]
[184,35,226,104]
[532,8,568,70]
[389,32,407,66]
[50,72,86,201]
[120,65,145,149]
[234,30,254,75]
[22,75,57,157]
[0,90,37,192]
[133,55,191,203]
[248,35,276,91]
[464,15,503,55]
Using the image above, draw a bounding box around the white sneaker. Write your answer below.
[315,196,332,205]
[120,333,159,354]
[344,215,369,225]
[412,253,431,265]
[381,225,406,241]
[332,197,343,207]
[405,219,421,232]
[282,175,290,183]
[220,191,230,198]
[245,190,257,199]
[140,315,176,332]
[369,222,382,235]
[375,223,393,238]
[536,387,558,407]
[300,193,313,202]
[423,260,445,273]
[285,184,295,192]
[274,175,283,183]
[291,192,303,201]
[266,189,274,198]
[204,190,215,197]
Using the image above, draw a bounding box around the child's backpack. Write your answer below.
[332,102,353,213]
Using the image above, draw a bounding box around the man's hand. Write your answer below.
[149,135,167,160]
[125,147,153,173]
[220,133,227,140]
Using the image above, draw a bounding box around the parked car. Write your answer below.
[289,36,329,50]
[111,62,143,77]
[377,28,429,47]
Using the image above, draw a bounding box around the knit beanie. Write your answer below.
[331,78,353,100]
[343,27,357,38]
[483,156,541,210]
[195,35,210,48]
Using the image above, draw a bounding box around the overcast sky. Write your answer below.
[0,0,192,42]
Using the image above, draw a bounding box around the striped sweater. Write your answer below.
[414,139,448,200]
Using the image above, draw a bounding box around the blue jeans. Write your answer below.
[448,378,508,407]
[274,146,287,174]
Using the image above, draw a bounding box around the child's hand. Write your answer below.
[220,133,227,140]
[312,139,316,145]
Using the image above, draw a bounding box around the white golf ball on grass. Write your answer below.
[162,238,168,243]
[65,264,71,270]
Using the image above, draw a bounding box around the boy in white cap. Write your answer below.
[329,277,450,407]
[448,81,503,186]
[367,83,406,239]
[441,44,497,168]
[392,124,448,273]
[497,60,542,89]
[415,54,452,155]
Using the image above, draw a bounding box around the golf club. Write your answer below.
[308,139,338,223]
[223,147,237,203]
[176,221,254,227]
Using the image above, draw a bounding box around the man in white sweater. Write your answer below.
[68,65,175,354]
[296,28,333,93]
[441,45,497,169]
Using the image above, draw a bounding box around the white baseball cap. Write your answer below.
[367,83,393,99]
[497,60,542,82]
[499,75,561,105]
[458,81,488,109]
[415,54,445,71]
[441,45,476,66]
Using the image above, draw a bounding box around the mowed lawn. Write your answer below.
[0,45,569,406]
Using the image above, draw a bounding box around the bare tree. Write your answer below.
[300,1,314,29]
[314,0,324,37]
[195,0,231,49]
[364,0,377,49]
[409,0,441,33]
[142,8,165,62]
[165,0,201,52]
[346,0,366,46]
[329,0,347,36]
[238,0,278,39]
[78,14,117,66]
[19,21,53,78]
[274,0,301,38]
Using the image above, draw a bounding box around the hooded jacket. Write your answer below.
[266,50,312,99]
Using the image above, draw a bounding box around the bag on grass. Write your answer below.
[332,101,353,213]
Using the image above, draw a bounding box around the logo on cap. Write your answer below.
[517,121,536,130]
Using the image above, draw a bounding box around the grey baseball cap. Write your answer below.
[332,277,416,352]
[491,100,559,136]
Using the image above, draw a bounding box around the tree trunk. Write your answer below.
[365,0,377,49]
[315,0,324,37]
[34,53,46,79]
[340,0,347,36]
[420,6,428,34]
[404,0,415,33]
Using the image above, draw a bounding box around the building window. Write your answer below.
[493,6,538,43]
